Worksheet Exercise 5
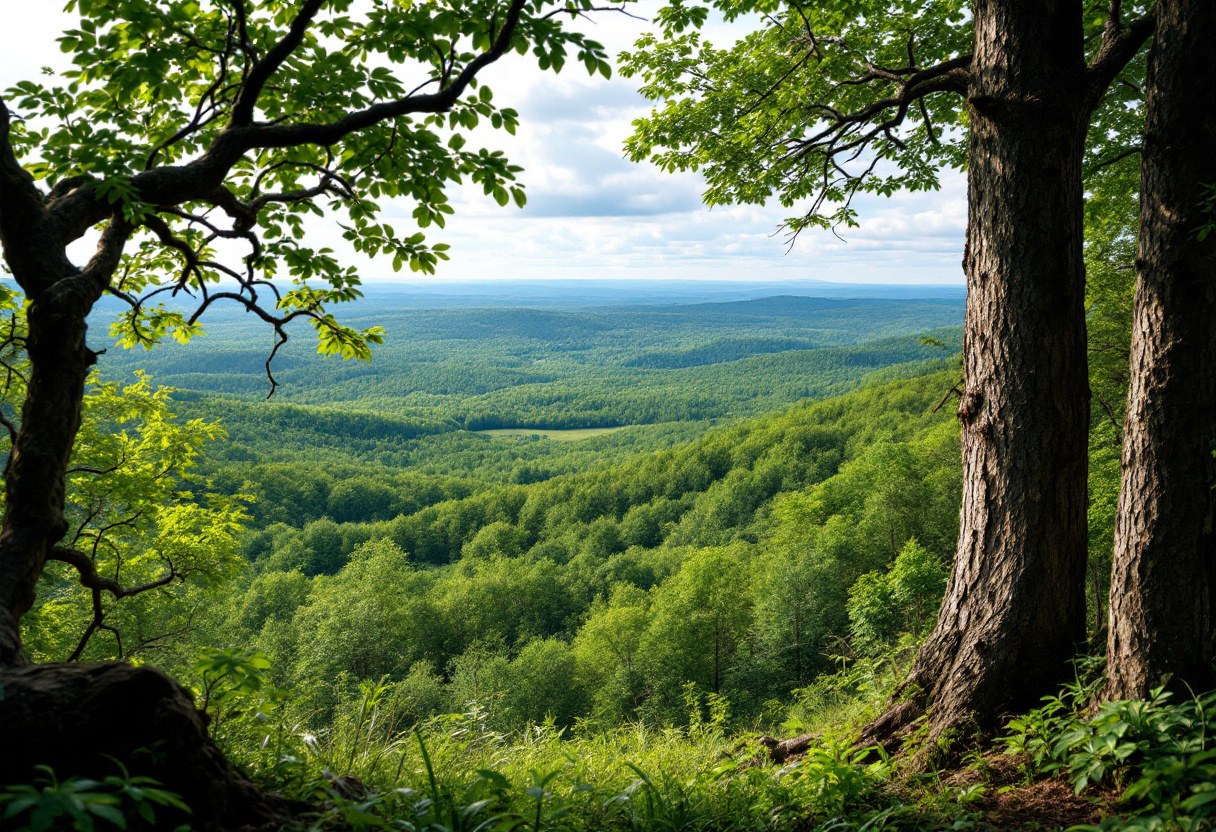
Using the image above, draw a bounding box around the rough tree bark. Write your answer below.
[858,0,1152,756]
[1104,0,1216,701]
[0,298,85,666]
[0,159,122,668]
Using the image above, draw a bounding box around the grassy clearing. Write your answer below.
[478,426,631,441]
[199,646,1188,832]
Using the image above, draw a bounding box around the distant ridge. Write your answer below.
[352,279,967,308]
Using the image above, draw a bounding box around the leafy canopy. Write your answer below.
[2,0,618,378]
[621,0,1148,236]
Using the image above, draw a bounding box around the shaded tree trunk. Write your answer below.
[1104,0,1216,701]
[0,275,99,666]
[0,238,293,831]
[860,0,1091,755]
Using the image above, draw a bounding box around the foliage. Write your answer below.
[636,544,755,715]
[622,0,970,234]
[189,371,963,732]
[2,0,626,375]
[98,299,964,441]
[0,763,188,832]
[621,0,1145,239]
[7,289,1171,828]
[1006,664,1216,831]
[847,539,948,655]
[191,661,901,832]
[1082,135,1141,631]
[10,365,248,664]
[194,646,287,743]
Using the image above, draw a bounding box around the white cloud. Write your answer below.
[0,0,966,286]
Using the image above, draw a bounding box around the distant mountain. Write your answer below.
[351,279,967,308]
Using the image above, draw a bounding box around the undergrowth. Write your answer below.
[196,646,981,831]
[0,762,189,832]
[13,649,1216,831]
[1006,657,1216,831]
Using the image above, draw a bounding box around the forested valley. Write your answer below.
[0,0,1213,830]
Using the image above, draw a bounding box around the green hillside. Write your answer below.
[193,369,963,727]
[96,297,963,428]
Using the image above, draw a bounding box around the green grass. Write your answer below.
[477,426,632,441]
[212,660,913,832]
[203,646,991,832]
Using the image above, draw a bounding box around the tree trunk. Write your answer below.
[1104,0,1216,701]
[0,273,296,825]
[859,0,1091,756]
[0,285,98,666]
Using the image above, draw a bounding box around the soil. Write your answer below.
[947,752,1118,830]
[761,734,1120,830]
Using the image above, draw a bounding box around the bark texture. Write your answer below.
[1105,0,1216,701]
[0,661,291,830]
[859,0,1092,754]
[0,291,99,665]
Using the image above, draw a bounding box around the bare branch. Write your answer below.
[933,381,965,414]
[51,545,184,661]
[67,449,128,477]
[265,326,288,398]
[229,0,257,65]
[50,546,181,601]
[540,3,645,22]
[143,214,206,287]
[1085,144,1142,176]
[1096,389,1123,433]
[251,175,350,211]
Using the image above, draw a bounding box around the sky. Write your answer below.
[0,0,967,286]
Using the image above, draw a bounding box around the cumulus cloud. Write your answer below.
[0,0,967,286]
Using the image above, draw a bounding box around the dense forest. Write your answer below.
[96,297,963,428]
[27,367,964,713]
[1,0,1214,830]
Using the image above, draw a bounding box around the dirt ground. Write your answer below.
[947,752,1118,830]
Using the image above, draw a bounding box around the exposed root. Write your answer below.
[854,697,926,756]
[756,732,820,765]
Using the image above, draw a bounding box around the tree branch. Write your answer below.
[540,3,645,21]
[0,408,17,446]
[1096,389,1123,433]
[790,53,970,157]
[0,97,76,296]
[50,546,180,601]
[237,0,527,150]
[763,51,969,235]
[81,217,135,289]
[51,544,184,662]
[66,449,128,477]
[1085,144,1142,176]
[45,0,529,246]
[231,0,327,126]
[1085,9,1155,112]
